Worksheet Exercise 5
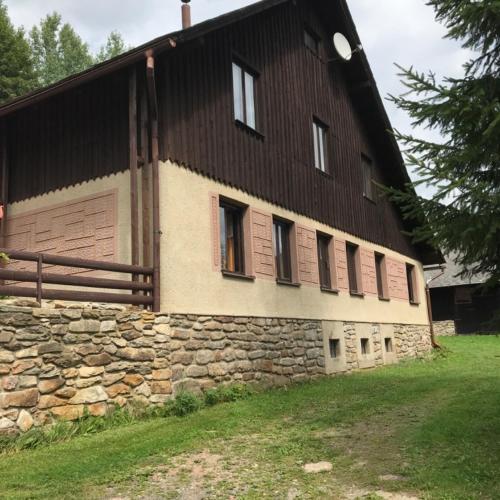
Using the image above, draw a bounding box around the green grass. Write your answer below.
[0,336,499,499]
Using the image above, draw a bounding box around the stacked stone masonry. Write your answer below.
[0,302,431,434]
[433,320,456,336]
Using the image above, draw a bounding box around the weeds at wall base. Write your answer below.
[0,383,255,455]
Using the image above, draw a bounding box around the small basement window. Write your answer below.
[384,338,393,353]
[360,338,370,356]
[329,339,340,359]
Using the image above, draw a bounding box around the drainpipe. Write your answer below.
[145,50,161,312]
[181,0,192,29]
[425,264,446,349]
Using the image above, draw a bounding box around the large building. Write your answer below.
[0,0,441,379]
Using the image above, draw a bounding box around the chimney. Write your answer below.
[181,0,191,29]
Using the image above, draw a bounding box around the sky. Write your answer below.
[5,0,470,196]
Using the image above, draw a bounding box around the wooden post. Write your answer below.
[36,254,43,304]
[146,53,161,312]
[140,83,152,268]
[0,125,8,249]
[129,67,140,281]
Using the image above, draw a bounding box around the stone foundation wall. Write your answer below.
[433,320,456,336]
[0,303,431,435]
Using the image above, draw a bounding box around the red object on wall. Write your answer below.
[0,205,4,220]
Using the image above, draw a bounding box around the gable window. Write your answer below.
[362,155,375,201]
[317,233,332,290]
[346,242,361,295]
[313,119,328,172]
[273,218,292,282]
[220,201,245,274]
[375,252,388,299]
[406,264,418,304]
[232,61,256,130]
[304,28,320,56]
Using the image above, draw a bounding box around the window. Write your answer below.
[317,234,332,289]
[362,155,374,201]
[313,119,328,172]
[304,28,320,55]
[273,219,292,282]
[360,338,370,355]
[375,252,388,299]
[232,61,256,129]
[329,339,340,359]
[346,242,361,294]
[384,338,393,353]
[406,264,418,304]
[220,201,245,274]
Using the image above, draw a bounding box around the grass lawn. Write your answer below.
[1,336,499,499]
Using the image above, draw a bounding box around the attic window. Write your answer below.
[304,28,320,55]
[232,61,256,130]
[362,155,375,201]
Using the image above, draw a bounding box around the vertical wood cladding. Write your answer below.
[157,1,418,259]
[7,71,129,203]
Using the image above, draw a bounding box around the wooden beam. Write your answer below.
[140,81,152,268]
[146,54,161,312]
[129,67,140,275]
[0,124,8,249]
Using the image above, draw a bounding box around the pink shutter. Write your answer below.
[387,258,409,301]
[250,208,275,279]
[296,225,319,285]
[209,193,221,271]
[360,248,377,296]
[335,238,349,291]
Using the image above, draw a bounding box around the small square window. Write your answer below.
[304,28,320,55]
[329,339,340,358]
[313,119,328,172]
[360,338,370,355]
[384,338,393,353]
[220,201,245,274]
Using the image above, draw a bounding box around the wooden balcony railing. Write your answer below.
[0,249,154,307]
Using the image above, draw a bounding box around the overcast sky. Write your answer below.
[5,0,469,196]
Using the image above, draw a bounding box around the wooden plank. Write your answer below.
[129,67,140,277]
[0,285,154,306]
[0,126,8,249]
[0,248,154,275]
[0,268,153,291]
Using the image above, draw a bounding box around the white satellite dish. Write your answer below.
[333,32,353,62]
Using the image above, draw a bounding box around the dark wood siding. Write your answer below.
[7,71,129,202]
[157,1,418,258]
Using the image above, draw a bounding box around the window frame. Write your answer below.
[375,252,389,300]
[273,217,295,284]
[346,242,363,296]
[304,27,320,56]
[232,59,259,132]
[219,199,246,275]
[406,263,419,305]
[312,118,329,173]
[317,232,338,293]
[362,155,375,202]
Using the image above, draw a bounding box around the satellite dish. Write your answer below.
[333,32,353,62]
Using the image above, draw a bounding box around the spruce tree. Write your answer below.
[389,0,500,286]
[0,0,36,103]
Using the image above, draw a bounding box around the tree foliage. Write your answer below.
[29,13,94,87]
[389,0,500,286]
[0,0,36,103]
[96,31,128,64]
